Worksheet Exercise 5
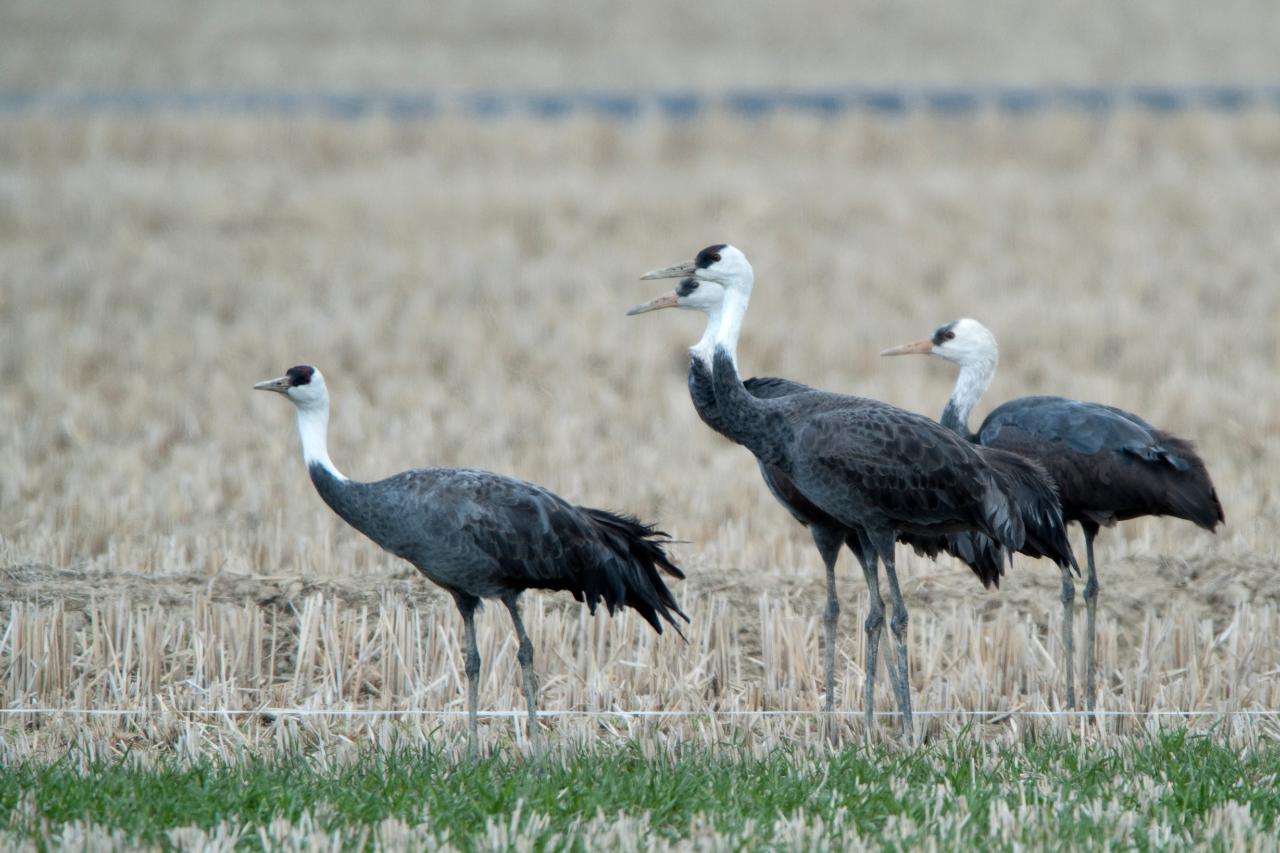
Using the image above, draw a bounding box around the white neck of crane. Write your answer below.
[948,356,996,431]
[294,398,347,481]
[690,301,724,368]
[710,287,751,369]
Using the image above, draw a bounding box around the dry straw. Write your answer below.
[2,110,1279,758]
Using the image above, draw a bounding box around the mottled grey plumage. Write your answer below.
[632,244,1073,738]
[688,357,1011,719]
[895,318,1224,710]
[709,344,1070,736]
[691,357,1021,587]
[309,465,686,632]
[710,348,1041,553]
[256,365,686,756]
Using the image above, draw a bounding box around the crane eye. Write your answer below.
[942,330,955,341]
[708,253,721,263]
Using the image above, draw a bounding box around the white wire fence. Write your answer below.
[1,707,1276,719]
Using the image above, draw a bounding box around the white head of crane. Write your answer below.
[253,365,346,481]
[880,318,1000,433]
[630,244,752,367]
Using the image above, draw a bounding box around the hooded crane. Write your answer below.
[254,365,687,755]
[633,246,1074,737]
[629,257,1073,722]
[882,319,1224,710]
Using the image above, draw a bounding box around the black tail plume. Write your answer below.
[580,507,690,639]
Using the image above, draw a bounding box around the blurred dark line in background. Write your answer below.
[0,85,1276,121]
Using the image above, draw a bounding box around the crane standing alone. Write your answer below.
[254,365,688,754]
[629,254,1074,723]
[633,246,1075,737]
[882,319,1224,709]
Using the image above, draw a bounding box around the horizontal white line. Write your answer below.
[0,708,1275,719]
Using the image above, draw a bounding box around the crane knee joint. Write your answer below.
[464,651,481,678]
[516,639,534,667]
[890,612,908,636]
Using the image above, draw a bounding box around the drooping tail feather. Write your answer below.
[579,507,690,638]
[976,446,1078,572]
[901,530,1006,589]
[895,445,1076,588]
[1147,433,1225,531]
[975,468,1026,555]
[945,532,1006,589]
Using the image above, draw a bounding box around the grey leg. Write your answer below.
[811,527,844,716]
[502,594,542,758]
[1060,565,1077,710]
[855,540,886,736]
[1082,525,1101,713]
[878,540,914,741]
[457,597,481,757]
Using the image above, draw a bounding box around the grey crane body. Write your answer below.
[308,463,685,624]
[689,358,1018,585]
[709,346,1030,551]
[882,318,1224,709]
[256,365,686,755]
[972,396,1222,530]
[686,356,874,715]
[706,345,1040,738]
[973,395,1220,710]
[633,245,1074,738]
[307,466,521,597]
[687,349,1030,721]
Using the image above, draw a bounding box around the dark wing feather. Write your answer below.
[981,396,1181,467]
[688,357,1009,586]
[782,396,1026,552]
[978,397,1223,531]
[973,446,1077,571]
[743,376,814,399]
[899,530,1006,588]
[765,445,1008,587]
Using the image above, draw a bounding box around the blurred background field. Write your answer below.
[2,0,1280,846]
[5,0,1280,89]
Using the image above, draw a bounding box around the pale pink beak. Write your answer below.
[626,291,681,315]
[879,339,935,357]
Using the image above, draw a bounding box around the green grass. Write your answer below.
[2,731,1278,850]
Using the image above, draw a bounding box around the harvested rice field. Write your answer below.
[3,0,1280,848]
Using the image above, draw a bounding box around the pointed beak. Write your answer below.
[253,375,292,394]
[640,260,697,280]
[626,291,681,316]
[879,339,935,357]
